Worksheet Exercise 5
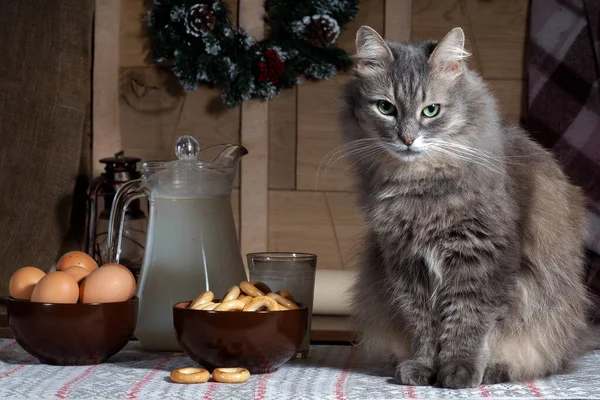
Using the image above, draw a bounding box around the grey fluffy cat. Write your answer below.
[339,26,596,389]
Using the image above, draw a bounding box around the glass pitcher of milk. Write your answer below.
[107,135,248,352]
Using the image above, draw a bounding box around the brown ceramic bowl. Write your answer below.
[173,300,308,374]
[7,297,138,365]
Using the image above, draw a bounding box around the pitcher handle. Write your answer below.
[107,179,146,264]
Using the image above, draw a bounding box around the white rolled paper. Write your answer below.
[312,269,358,315]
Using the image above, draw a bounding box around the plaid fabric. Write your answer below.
[526,0,600,253]
[526,0,600,319]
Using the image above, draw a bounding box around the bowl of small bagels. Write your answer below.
[7,251,138,366]
[173,280,308,375]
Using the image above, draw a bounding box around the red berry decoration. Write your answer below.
[258,50,286,85]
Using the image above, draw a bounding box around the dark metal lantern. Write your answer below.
[85,152,147,279]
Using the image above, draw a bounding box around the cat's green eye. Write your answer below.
[422,104,441,118]
[377,100,396,116]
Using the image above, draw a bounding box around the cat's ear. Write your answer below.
[354,25,393,73]
[428,27,470,76]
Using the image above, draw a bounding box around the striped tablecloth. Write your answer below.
[1,339,600,399]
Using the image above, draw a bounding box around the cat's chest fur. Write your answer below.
[361,174,483,289]
[365,180,467,253]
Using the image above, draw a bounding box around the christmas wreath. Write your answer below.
[146,0,360,108]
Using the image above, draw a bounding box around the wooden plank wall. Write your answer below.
[410,0,528,123]
[239,1,269,263]
[93,0,122,176]
[107,0,528,271]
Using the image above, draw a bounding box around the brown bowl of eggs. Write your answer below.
[173,281,308,375]
[7,251,138,365]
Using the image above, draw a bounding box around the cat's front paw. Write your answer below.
[394,360,436,386]
[482,363,510,384]
[438,360,482,389]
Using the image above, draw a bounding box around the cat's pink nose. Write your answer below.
[402,137,414,146]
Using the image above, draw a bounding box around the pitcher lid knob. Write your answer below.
[175,135,200,161]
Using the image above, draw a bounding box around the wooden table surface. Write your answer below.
[0,298,355,343]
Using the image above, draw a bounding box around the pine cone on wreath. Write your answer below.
[185,3,216,37]
[301,15,341,48]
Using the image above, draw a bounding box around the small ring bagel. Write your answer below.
[199,302,218,311]
[189,291,214,309]
[249,280,272,294]
[243,295,280,312]
[237,294,253,305]
[170,367,210,384]
[212,367,250,383]
[223,286,241,302]
[191,301,215,310]
[240,281,265,297]
[214,299,246,311]
[267,292,299,309]
[276,289,296,303]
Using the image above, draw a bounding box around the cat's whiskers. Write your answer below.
[317,138,379,167]
[318,145,384,190]
[314,138,382,190]
[429,146,506,175]
[347,147,388,169]
[426,140,511,170]
[325,138,381,162]
[331,146,386,174]
[333,96,352,109]
[428,139,535,163]
[439,147,505,169]
[326,143,384,171]
[428,139,500,161]
[427,144,509,178]
[327,141,381,168]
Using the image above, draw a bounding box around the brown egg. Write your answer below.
[57,251,98,273]
[9,266,46,300]
[79,264,136,303]
[63,266,90,283]
[101,263,137,299]
[31,271,79,304]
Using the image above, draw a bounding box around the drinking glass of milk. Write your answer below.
[247,252,317,359]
